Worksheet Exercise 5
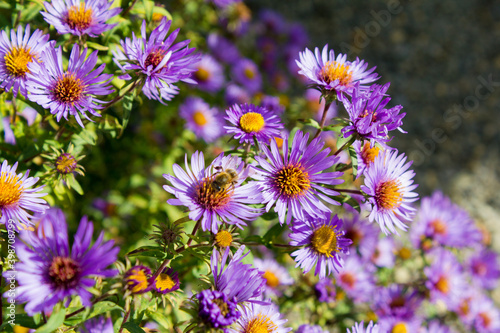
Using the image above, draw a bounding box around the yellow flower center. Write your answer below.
[375,179,403,210]
[361,142,380,166]
[215,230,233,248]
[213,298,230,316]
[320,61,353,86]
[195,67,211,82]
[54,73,84,104]
[192,111,207,126]
[0,172,22,207]
[263,271,280,288]
[435,275,449,294]
[429,219,447,235]
[152,12,164,22]
[155,273,175,291]
[391,322,408,333]
[273,164,310,198]
[4,47,34,77]
[13,326,31,333]
[195,176,232,210]
[273,137,284,149]
[244,314,277,333]
[240,112,265,133]
[67,3,93,31]
[397,247,412,260]
[311,225,339,257]
[55,154,77,174]
[127,268,149,293]
[244,67,255,80]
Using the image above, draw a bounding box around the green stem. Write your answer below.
[333,136,356,156]
[103,80,141,111]
[335,188,363,195]
[312,101,332,140]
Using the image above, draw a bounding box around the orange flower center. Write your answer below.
[145,49,167,69]
[429,219,447,235]
[375,179,403,210]
[67,3,93,31]
[361,142,380,166]
[54,73,84,104]
[263,271,280,288]
[435,275,449,294]
[49,256,81,288]
[340,272,356,288]
[195,176,232,210]
[273,164,310,198]
[194,67,211,82]
[320,61,353,86]
[192,111,207,126]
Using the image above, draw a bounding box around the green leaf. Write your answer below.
[65,301,124,326]
[262,223,285,244]
[348,146,358,179]
[297,118,320,129]
[7,314,39,329]
[67,173,84,195]
[145,310,170,329]
[35,308,66,333]
[122,321,146,333]
[86,41,109,51]
[141,0,154,21]
[243,235,263,244]
[120,89,136,137]
[127,245,165,259]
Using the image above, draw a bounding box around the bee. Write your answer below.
[211,166,239,193]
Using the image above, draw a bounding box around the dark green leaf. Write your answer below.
[123,321,147,333]
[35,308,66,333]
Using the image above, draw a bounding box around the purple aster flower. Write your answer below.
[339,83,406,147]
[424,248,467,309]
[372,285,422,321]
[179,97,223,143]
[231,58,262,94]
[197,289,241,329]
[81,316,114,333]
[253,130,344,225]
[113,17,200,104]
[347,321,379,333]
[314,278,336,303]
[228,302,292,333]
[296,45,379,96]
[2,116,15,144]
[342,210,379,254]
[410,191,482,250]
[261,95,286,115]
[467,248,500,290]
[225,83,251,105]
[209,0,241,9]
[192,54,225,92]
[163,152,262,233]
[424,321,456,333]
[224,103,284,145]
[259,10,287,35]
[150,267,180,294]
[124,265,151,294]
[26,44,114,128]
[362,237,395,268]
[296,324,329,333]
[41,0,121,37]
[211,246,267,304]
[254,257,293,296]
[289,213,352,278]
[361,149,418,235]
[207,33,241,64]
[470,295,500,333]
[352,140,385,178]
[335,254,375,302]
[7,208,118,315]
[378,318,421,333]
[0,25,51,97]
[0,160,48,230]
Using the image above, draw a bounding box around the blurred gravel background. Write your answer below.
[249,0,500,248]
